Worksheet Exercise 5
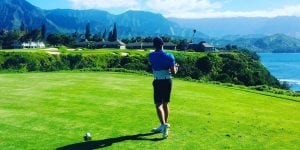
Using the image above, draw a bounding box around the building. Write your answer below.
[98,40,126,49]
[189,41,216,52]
[126,42,177,50]
[13,41,46,49]
[200,42,215,52]
[22,41,46,49]
[74,40,126,49]
[126,42,153,49]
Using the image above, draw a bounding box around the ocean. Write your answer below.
[258,53,300,91]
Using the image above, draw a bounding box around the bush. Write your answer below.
[0,51,282,89]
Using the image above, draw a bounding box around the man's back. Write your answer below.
[149,50,175,71]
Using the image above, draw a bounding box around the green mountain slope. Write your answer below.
[211,34,300,53]
[0,72,299,149]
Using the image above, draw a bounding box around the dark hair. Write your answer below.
[153,37,164,50]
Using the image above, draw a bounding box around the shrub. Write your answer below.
[0,51,282,89]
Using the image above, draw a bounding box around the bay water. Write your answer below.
[258,53,300,91]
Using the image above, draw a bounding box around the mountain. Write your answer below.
[116,11,182,37]
[209,34,300,53]
[170,17,300,38]
[0,0,196,38]
[0,0,46,29]
[44,9,195,37]
[44,9,113,33]
[253,34,300,53]
[1,0,299,53]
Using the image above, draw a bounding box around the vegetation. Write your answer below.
[0,49,283,90]
[46,34,75,47]
[0,72,299,149]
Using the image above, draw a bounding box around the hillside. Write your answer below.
[210,34,300,53]
[0,0,190,37]
[0,72,299,149]
[0,0,46,29]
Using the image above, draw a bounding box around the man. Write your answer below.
[149,37,178,139]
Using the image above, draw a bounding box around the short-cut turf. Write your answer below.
[0,72,299,149]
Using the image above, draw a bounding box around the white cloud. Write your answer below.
[145,0,222,17]
[68,0,140,9]
[67,0,300,18]
[196,5,300,18]
[145,1,300,18]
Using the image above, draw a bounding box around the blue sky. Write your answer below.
[27,0,300,18]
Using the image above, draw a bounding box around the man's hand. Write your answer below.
[171,63,179,75]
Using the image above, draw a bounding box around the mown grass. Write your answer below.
[0,72,299,149]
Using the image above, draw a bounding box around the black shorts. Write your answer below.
[152,79,172,104]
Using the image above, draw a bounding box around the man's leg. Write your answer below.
[163,102,169,123]
[156,103,165,124]
[161,102,170,139]
[152,103,165,133]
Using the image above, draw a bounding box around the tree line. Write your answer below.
[1,22,196,51]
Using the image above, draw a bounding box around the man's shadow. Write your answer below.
[56,132,163,150]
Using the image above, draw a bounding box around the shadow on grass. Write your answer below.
[56,132,163,150]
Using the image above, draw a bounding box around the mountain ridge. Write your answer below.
[0,0,191,37]
[1,0,300,53]
[169,16,300,39]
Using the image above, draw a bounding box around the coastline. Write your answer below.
[279,79,300,91]
[258,53,300,92]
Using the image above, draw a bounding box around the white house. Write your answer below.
[21,41,46,49]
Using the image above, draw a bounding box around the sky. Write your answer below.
[26,0,300,18]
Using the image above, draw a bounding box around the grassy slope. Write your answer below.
[0,72,299,149]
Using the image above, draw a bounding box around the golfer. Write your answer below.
[149,37,178,138]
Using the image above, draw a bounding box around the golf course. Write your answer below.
[0,72,299,149]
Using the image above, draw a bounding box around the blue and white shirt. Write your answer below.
[149,50,176,80]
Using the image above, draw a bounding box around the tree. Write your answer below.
[112,23,117,41]
[47,33,75,46]
[61,34,75,46]
[132,36,142,43]
[192,29,196,43]
[225,44,232,50]
[47,34,62,46]
[121,38,130,44]
[41,24,46,40]
[102,29,107,41]
[85,23,91,41]
[177,39,188,51]
[108,31,113,42]
[21,29,41,42]
[20,21,25,32]
[2,31,21,49]
[144,36,153,42]
[92,33,103,42]
[161,36,171,42]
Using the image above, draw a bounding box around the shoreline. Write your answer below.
[279,79,300,92]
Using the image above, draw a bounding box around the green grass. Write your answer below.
[0,72,299,149]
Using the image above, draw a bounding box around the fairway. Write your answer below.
[0,72,299,149]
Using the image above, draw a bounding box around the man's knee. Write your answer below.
[155,103,163,108]
[163,102,169,107]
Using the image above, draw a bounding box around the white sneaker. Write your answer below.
[162,124,170,139]
[151,124,164,133]
[165,123,171,128]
